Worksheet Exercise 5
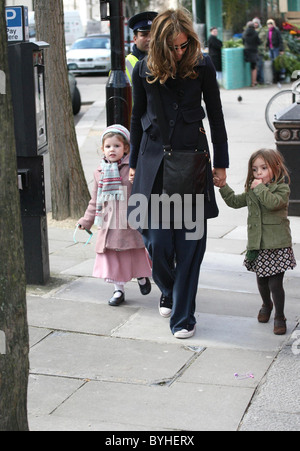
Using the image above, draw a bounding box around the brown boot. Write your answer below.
[274,317,287,335]
[258,304,273,323]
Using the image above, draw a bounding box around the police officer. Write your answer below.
[126,11,157,85]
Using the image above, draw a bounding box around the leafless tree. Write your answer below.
[34,0,90,220]
[0,0,29,431]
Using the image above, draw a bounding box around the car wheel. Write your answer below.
[72,86,81,115]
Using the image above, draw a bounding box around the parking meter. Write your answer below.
[6,6,50,284]
[8,41,49,157]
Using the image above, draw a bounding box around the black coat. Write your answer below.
[208,35,223,72]
[129,55,229,227]
[243,27,261,63]
[266,27,284,52]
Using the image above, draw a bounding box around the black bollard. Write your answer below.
[100,0,132,129]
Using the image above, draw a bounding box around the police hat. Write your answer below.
[128,11,158,32]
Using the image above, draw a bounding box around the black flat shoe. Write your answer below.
[108,290,125,306]
[138,277,151,295]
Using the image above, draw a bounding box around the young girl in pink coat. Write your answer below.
[78,125,152,306]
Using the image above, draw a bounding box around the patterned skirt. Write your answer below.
[244,247,297,278]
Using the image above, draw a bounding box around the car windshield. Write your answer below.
[71,38,110,50]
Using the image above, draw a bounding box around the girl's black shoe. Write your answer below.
[108,290,125,306]
[138,277,151,295]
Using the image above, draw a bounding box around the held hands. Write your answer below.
[129,168,136,184]
[213,168,227,188]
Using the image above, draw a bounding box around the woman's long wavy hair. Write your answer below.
[147,8,203,84]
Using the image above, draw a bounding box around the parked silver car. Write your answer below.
[67,34,111,74]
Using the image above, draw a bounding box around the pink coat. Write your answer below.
[78,155,145,254]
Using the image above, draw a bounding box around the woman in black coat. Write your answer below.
[266,19,284,84]
[208,27,223,80]
[128,8,229,339]
[243,21,261,87]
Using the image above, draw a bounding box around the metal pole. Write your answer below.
[100,0,132,129]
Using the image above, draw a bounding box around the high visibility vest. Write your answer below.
[125,54,139,85]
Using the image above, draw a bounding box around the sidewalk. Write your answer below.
[27,83,300,432]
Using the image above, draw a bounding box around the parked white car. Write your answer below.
[67,34,111,74]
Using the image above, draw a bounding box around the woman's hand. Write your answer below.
[213,168,227,188]
[129,168,136,184]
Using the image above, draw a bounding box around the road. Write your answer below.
[74,74,108,125]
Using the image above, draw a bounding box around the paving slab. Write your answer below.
[27,296,140,336]
[111,308,294,351]
[60,259,96,277]
[240,345,300,431]
[29,332,198,385]
[49,379,254,431]
[29,326,53,348]
[28,374,84,416]
[53,277,160,309]
[197,287,300,321]
[199,268,258,294]
[179,348,275,388]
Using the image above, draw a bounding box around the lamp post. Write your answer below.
[100,0,132,129]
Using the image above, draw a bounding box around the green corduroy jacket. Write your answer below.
[220,180,293,251]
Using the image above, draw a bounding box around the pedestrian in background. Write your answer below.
[243,21,261,87]
[207,26,223,83]
[266,19,284,85]
[129,8,229,339]
[218,149,296,336]
[77,125,152,307]
[252,17,267,84]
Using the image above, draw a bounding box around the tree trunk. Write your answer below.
[0,0,29,431]
[34,0,90,220]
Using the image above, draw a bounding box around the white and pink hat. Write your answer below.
[100,124,130,146]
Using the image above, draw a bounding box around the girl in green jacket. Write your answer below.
[219,149,296,335]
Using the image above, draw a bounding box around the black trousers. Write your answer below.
[142,202,207,334]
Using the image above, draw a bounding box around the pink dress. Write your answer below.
[93,248,152,284]
[78,155,152,284]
